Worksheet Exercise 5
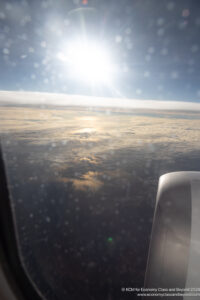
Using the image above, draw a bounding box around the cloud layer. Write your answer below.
[1,90,200,111]
[1,103,200,299]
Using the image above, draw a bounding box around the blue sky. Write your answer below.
[1,0,200,102]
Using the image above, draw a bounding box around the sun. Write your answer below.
[56,39,115,85]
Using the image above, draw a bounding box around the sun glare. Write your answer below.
[57,39,114,85]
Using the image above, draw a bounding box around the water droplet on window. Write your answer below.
[167,2,175,11]
[41,41,46,48]
[45,216,51,223]
[195,18,200,26]
[5,3,12,10]
[145,54,151,61]
[0,12,6,19]
[34,63,39,68]
[157,18,165,26]
[178,21,188,30]
[157,28,165,36]
[171,71,179,79]
[161,48,168,55]
[148,47,155,54]
[115,35,122,43]
[144,71,150,78]
[191,45,199,53]
[182,9,190,17]
[136,89,142,95]
[125,28,132,35]
[29,47,35,53]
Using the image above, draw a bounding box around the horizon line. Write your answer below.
[0,90,200,112]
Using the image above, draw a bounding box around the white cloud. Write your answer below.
[0,90,200,111]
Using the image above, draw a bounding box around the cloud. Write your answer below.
[1,105,200,162]
[2,103,200,295]
[1,90,200,111]
[68,171,103,192]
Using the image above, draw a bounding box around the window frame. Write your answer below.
[0,143,43,300]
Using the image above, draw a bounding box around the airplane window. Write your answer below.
[0,0,200,299]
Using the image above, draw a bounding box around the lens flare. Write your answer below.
[57,39,114,85]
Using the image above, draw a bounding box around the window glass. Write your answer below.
[0,0,200,299]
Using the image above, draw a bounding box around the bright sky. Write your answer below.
[0,0,200,102]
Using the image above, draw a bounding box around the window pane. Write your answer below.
[1,102,200,299]
[1,0,200,298]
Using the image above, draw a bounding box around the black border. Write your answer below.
[0,143,43,300]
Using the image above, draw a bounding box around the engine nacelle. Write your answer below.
[145,172,200,298]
